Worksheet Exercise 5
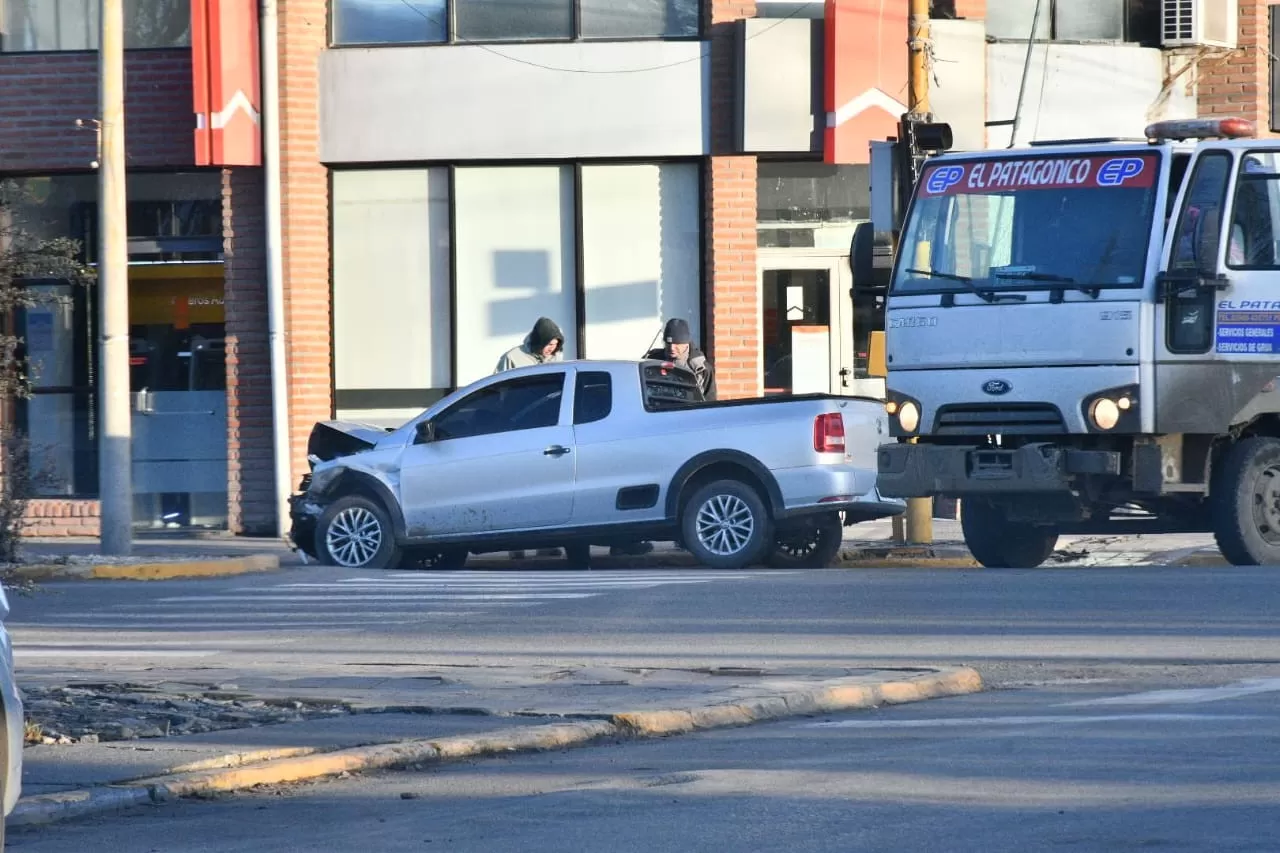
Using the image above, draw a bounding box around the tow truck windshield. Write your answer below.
[891,151,1162,298]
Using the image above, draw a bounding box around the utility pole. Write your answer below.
[98,0,132,556]
[902,0,934,546]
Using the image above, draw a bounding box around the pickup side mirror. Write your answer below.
[414,420,435,445]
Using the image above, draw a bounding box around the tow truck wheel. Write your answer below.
[1211,436,1280,566]
[960,499,1058,569]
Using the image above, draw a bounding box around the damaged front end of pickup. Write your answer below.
[289,420,395,562]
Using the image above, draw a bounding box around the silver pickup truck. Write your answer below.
[289,360,902,571]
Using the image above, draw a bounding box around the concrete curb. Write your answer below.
[9,666,982,829]
[8,554,281,582]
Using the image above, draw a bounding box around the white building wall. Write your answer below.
[987,43,1197,147]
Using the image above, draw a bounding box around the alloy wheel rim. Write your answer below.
[326,506,383,566]
[695,494,755,556]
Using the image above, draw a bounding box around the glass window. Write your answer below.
[432,374,565,441]
[985,0,1051,40]
[332,169,452,426]
[573,371,612,425]
[1,0,189,51]
[580,0,699,38]
[1055,0,1125,40]
[331,0,446,45]
[1226,152,1280,270]
[455,0,573,42]
[453,165,578,386]
[580,163,701,360]
[1170,153,1232,275]
[894,153,1160,295]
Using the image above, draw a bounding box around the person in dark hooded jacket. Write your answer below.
[495,317,567,561]
[495,317,565,373]
[644,318,716,401]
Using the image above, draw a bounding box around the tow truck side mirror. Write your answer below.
[850,221,875,287]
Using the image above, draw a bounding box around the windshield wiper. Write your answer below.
[993,270,1101,300]
[905,268,1024,305]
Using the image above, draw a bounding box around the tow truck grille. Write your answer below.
[934,403,1067,436]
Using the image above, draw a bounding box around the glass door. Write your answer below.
[759,252,854,396]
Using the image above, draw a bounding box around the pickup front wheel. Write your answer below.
[681,479,773,570]
[315,496,402,570]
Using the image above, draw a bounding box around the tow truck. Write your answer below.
[868,116,1280,567]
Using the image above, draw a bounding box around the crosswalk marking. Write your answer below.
[23,570,767,631]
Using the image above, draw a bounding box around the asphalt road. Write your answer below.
[11,562,1280,691]
[10,562,1280,850]
[11,681,1280,852]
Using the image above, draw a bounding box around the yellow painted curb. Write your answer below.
[10,553,280,582]
[9,667,983,827]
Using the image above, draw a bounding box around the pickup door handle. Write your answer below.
[543,445,571,457]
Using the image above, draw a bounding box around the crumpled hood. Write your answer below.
[307,420,392,462]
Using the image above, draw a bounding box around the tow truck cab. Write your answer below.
[874,117,1280,568]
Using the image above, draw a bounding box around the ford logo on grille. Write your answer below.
[982,379,1012,396]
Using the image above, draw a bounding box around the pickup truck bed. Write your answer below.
[290,359,902,570]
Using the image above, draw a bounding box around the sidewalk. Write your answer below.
[13,665,982,827]
[16,519,1227,571]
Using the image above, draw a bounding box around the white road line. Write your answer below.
[798,713,1267,730]
[1060,677,1280,707]
[156,593,598,603]
[14,649,221,658]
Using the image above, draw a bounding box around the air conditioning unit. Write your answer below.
[1161,0,1238,49]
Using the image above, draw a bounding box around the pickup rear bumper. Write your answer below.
[775,464,903,521]
[876,441,1122,499]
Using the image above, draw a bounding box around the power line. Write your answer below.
[386,0,819,75]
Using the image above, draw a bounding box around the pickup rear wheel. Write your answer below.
[681,479,773,570]
[961,499,1058,569]
[767,512,844,568]
[315,496,402,570]
[1211,436,1280,566]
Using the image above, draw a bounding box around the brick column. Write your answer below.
[951,1,985,19]
[705,0,760,400]
[222,167,274,535]
[278,0,332,493]
[1196,0,1274,133]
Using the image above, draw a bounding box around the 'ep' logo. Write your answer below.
[924,166,965,194]
[1097,157,1145,186]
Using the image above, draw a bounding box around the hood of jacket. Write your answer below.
[525,317,565,359]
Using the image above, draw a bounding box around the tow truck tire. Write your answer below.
[314,495,402,570]
[960,499,1058,569]
[767,512,845,568]
[1211,436,1280,566]
[681,479,773,570]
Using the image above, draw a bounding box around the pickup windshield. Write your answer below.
[892,151,1161,296]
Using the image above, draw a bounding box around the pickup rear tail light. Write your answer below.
[813,413,845,453]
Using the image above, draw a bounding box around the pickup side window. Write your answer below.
[573,371,612,425]
[431,373,565,441]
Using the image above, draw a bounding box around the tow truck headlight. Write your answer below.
[898,401,921,433]
[885,391,922,436]
[1082,385,1139,433]
[1090,398,1121,431]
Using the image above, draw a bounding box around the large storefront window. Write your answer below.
[332,169,453,425]
[6,172,224,529]
[331,161,703,427]
[331,0,700,46]
[1,0,190,51]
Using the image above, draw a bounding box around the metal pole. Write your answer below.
[904,0,933,546]
[1008,0,1044,148]
[261,0,293,539]
[98,0,132,555]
